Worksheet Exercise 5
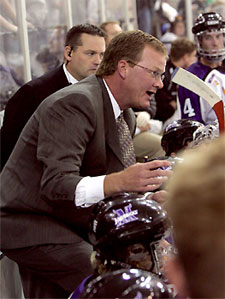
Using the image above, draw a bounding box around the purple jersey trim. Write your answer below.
[70,275,93,299]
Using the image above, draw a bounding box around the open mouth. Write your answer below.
[146,91,154,97]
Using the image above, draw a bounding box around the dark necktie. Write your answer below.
[116,112,136,168]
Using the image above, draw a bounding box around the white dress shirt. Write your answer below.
[63,64,78,84]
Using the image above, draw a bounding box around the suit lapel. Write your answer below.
[56,65,71,89]
[97,76,125,166]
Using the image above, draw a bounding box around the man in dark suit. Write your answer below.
[0,23,106,170]
[0,30,171,298]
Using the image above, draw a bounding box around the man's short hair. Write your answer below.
[65,23,106,50]
[96,30,167,76]
[170,37,196,61]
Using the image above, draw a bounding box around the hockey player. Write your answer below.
[69,193,175,298]
[165,136,225,298]
[161,119,219,157]
[177,12,225,125]
[88,193,172,275]
[161,119,204,156]
[154,37,197,123]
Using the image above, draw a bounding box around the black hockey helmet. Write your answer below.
[145,155,184,171]
[161,119,204,155]
[192,12,225,62]
[89,193,170,274]
[79,268,174,298]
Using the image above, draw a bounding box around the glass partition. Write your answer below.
[0,0,23,110]
[0,0,218,112]
[25,0,67,78]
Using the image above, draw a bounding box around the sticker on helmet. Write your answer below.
[113,203,138,227]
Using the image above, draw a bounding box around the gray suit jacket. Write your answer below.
[0,75,136,249]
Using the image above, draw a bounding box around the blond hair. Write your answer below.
[165,135,225,298]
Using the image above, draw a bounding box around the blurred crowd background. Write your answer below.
[0,0,224,111]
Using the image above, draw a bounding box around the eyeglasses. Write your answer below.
[127,60,165,81]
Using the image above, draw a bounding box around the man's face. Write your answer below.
[174,21,185,37]
[125,46,166,110]
[201,31,224,52]
[105,23,122,46]
[65,33,105,81]
[125,243,153,271]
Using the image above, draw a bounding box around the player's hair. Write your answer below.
[170,37,196,61]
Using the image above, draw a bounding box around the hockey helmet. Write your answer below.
[161,119,204,155]
[79,268,174,298]
[89,193,170,274]
[192,12,225,62]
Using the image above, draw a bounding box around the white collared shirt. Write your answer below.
[103,79,121,119]
[75,79,121,207]
[63,64,78,85]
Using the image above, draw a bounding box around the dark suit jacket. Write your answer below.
[0,75,136,249]
[0,65,70,170]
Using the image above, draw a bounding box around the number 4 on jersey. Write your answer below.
[183,98,195,117]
